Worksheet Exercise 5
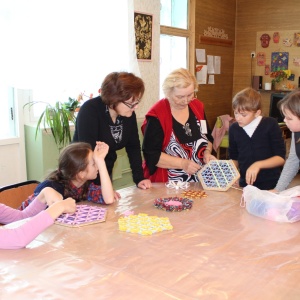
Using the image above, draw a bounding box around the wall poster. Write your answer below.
[134,12,153,61]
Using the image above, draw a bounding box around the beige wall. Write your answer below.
[234,0,300,115]
[134,0,160,122]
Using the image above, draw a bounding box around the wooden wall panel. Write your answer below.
[234,0,300,116]
[195,0,236,129]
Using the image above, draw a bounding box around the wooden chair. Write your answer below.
[0,180,40,209]
[214,116,230,159]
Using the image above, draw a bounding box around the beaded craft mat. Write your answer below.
[181,190,207,199]
[55,205,107,227]
[197,160,240,191]
[118,213,173,235]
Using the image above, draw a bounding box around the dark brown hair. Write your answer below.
[100,71,145,108]
[46,142,92,200]
[232,87,262,112]
[278,89,300,118]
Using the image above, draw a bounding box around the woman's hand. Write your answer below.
[203,152,217,164]
[137,179,152,190]
[181,159,201,175]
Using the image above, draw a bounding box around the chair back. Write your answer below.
[0,180,40,209]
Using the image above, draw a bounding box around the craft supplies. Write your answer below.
[198,160,240,191]
[55,205,107,227]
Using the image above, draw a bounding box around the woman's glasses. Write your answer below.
[122,99,140,109]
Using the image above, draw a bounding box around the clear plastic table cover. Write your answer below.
[1,182,300,300]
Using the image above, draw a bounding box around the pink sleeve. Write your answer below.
[0,211,54,249]
[0,198,47,224]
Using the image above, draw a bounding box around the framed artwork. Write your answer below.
[134,12,153,61]
[271,52,289,72]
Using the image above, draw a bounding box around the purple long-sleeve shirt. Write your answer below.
[0,198,53,249]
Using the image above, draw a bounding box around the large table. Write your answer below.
[1,183,300,300]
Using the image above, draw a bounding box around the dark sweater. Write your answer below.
[228,117,286,189]
[73,96,145,185]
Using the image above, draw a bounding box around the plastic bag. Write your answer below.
[242,185,300,223]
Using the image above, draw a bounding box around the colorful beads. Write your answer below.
[154,197,193,212]
[118,213,173,235]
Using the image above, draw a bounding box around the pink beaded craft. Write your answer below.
[154,197,193,212]
[55,205,107,227]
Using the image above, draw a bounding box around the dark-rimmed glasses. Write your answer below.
[122,99,140,109]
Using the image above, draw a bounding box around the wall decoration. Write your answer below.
[271,52,289,72]
[265,64,270,75]
[255,30,300,90]
[283,38,293,47]
[273,32,280,43]
[134,12,153,61]
[294,32,300,47]
[260,33,271,48]
[257,52,266,66]
[199,26,233,47]
[293,57,300,67]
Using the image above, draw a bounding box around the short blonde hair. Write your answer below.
[162,68,198,97]
[232,87,261,112]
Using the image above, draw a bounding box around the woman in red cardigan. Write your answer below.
[142,68,216,183]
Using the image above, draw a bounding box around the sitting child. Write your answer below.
[19,141,116,210]
[0,187,76,249]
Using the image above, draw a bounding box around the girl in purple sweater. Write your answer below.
[0,141,115,249]
[0,187,76,249]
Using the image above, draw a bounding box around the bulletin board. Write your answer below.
[255,30,300,89]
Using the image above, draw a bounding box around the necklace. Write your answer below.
[183,122,192,136]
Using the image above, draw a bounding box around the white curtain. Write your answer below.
[0,0,139,102]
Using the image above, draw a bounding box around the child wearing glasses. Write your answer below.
[228,87,285,189]
[73,72,151,194]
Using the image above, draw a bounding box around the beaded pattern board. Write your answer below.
[118,213,173,235]
[181,190,207,199]
[197,160,240,191]
[55,205,107,227]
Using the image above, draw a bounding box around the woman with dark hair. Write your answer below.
[19,142,115,209]
[73,72,151,192]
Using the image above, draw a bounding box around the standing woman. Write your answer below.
[142,68,215,182]
[73,72,151,190]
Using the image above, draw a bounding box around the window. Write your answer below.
[0,0,139,137]
[159,0,195,97]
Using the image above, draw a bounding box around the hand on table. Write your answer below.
[137,179,152,190]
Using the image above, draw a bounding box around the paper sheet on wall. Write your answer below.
[207,55,215,74]
[196,65,207,84]
[214,56,221,74]
[196,49,206,63]
[208,75,215,84]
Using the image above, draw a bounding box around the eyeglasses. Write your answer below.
[122,99,140,109]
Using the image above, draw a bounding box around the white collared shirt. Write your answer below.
[243,116,262,137]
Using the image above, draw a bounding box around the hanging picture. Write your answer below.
[257,52,266,66]
[134,12,153,61]
[271,52,289,72]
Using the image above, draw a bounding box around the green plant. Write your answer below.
[24,101,76,151]
[62,97,81,112]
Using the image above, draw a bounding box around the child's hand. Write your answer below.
[61,198,77,214]
[245,163,260,185]
[94,141,109,161]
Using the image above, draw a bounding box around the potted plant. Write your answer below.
[270,69,291,90]
[24,100,77,151]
